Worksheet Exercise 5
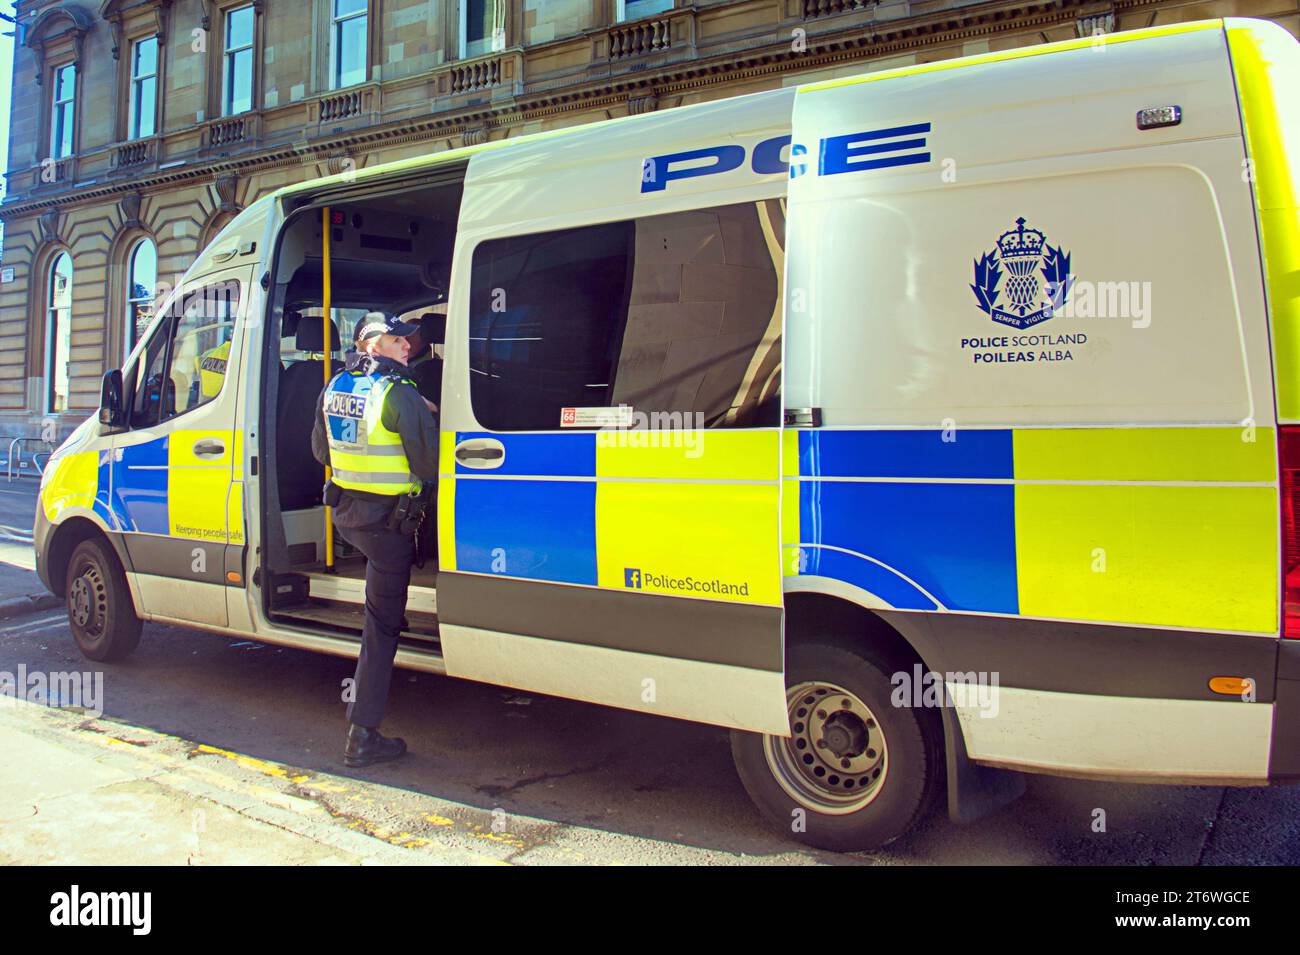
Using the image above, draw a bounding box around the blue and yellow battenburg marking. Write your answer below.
[42,449,114,527]
[439,424,1278,633]
[42,431,243,545]
[783,427,1279,633]
[439,429,783,607]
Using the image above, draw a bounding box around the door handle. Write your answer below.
[192,438,226,458]
[454,438,505,469]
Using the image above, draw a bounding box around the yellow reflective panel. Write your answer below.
[1013,426,1277,483]
[594,430,782,603]
[42,451,99,523]
[438,431,457,572]
[1227,21,1300,421]
[1015,483,1277,632]
[781,430,801,576]
[168,429,234,542]
[596,481,782,606]
[231,429,245,481]
[594,430,780,481]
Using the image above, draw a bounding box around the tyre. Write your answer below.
[65,537,142,662]
[731,640,944,852]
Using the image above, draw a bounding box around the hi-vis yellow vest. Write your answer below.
[198,340,231,399]
[322,371,422,496]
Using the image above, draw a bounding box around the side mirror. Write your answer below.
[99,370,125,430]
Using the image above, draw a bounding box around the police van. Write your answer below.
[34,18,1300,850]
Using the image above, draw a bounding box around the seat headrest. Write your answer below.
[296,318,341,353]
[417,313,446,345]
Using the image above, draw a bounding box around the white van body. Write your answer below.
[35,18,1300,850]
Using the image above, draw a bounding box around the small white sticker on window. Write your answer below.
[560,405,634,428]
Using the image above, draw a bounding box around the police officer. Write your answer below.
[311,312,439,768]
[197,336,231,400]
[405,312,445,411]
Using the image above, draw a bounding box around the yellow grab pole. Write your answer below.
[322,206,335,571]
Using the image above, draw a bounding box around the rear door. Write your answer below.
[111,267,250,626]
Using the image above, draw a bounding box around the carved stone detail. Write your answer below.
[461,125,490,147]
[119,191,143,229]
[39,208,62,245]
[627,94,659,115]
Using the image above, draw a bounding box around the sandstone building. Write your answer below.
[1,0,1294,442]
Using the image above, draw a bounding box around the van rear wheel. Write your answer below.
[66,538,141,662]
[730,640,943,852]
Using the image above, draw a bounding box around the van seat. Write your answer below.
[277,319,341,511]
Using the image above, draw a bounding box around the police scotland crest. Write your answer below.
[971,217,1074,329]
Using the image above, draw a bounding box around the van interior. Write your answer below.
[257,170,465,645]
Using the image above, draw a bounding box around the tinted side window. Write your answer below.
[469,220,632,431]
[468,200,783,431]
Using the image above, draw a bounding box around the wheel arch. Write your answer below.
[782,585,1026,825]
[44,516,131,597]
[783,588,936,673]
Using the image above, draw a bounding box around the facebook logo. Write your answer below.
[624,568,642,589]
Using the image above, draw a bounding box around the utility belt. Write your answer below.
[387,485,431,535]
[323,479,431,535]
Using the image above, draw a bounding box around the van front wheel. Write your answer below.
[66,538,141,662]
[730,641,943,852]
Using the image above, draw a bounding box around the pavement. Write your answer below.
[0,479,474,865]
[0,696,501,866]
[0,478,60,621]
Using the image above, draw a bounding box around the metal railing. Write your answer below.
[5,437,54,482]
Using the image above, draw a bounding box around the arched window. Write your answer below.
[125,238,157,356]
[46,252,73,413]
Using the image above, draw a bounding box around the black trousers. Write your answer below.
[335,522,414,729]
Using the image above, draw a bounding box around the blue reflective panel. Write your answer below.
[799,429,1014,480]
[454,432,595,477]
[112,437,170,536]
[455,478,597,585]
[800,480,1018,614]
[95,451,115,526]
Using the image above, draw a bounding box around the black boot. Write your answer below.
[344,723,408,768]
